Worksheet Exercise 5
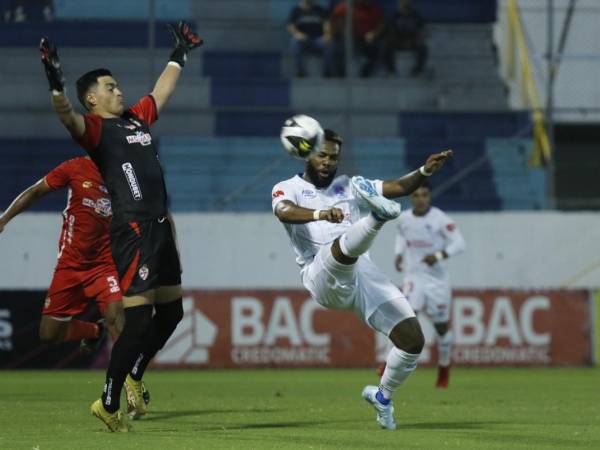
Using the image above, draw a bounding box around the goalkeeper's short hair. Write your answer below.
[76,68,113,111]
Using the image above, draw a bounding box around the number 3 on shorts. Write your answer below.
[106,276,121,294]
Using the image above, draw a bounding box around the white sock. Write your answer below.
[339,214,384,258]
[437,330,453,367]
[379,347,420,399]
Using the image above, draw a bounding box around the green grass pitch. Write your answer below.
[0,368,598,449]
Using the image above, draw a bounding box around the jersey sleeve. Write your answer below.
[439,211,466,257]
[271,181,296,212]
[129,95,158,126]
[75,114,103,152]
[45,160,73,190]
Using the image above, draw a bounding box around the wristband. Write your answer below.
[434,251,444,261]
[51,89,63,96]
[167,61,183,69]
[313,209,321,221]
[419,166,433,176]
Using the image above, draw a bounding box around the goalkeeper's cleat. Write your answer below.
[125,375,148,419]
[351,176,401,221]
[80,319,105,354]
[436,366,450,389]
[142,381,151,406]
[362,385,397,430]
[90,399,130,432]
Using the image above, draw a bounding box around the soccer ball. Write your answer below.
[280,114,324,160]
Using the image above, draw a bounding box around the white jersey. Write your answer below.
[395,206,465,280]
[272,174,383,267]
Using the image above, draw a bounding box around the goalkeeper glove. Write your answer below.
[167,20,203,68]
[39,37,65,92]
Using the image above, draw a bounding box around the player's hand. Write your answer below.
[168,20,203,67]
[319,208,344,223]
[394,255,403,272]
[422,254,438,266]
[423,150,453,175]
[39,37,65,92]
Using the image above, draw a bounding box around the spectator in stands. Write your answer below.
[383,0,428,77]
[287,0,335,77]
[330,0,386,78]
[3,0,53,22]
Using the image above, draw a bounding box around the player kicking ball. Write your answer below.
[274,119,452,429]
[39,21,202,431]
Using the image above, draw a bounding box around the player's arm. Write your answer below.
[39,38,86,138]
[441,220,466,258]
[394,227,406,272]
[382,150,453,199]
[0,179,53,233]
[274,200,344,225]
[151,21,203,113]
[423,216,466,266]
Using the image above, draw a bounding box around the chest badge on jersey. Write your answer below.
[82,181,92,189]
[333,185,347,198]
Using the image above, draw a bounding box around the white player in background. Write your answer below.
[393,181,465,388]
[272,127,452,429]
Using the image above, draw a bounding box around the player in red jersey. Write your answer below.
[0,156,123,345]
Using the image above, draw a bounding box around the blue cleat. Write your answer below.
[351,176,401,221]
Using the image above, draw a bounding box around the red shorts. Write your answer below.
[43,263,122,318]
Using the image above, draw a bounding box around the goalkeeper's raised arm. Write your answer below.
[40,37,85,138]
[151,20,203,113]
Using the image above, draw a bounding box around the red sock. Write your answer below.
[63,320,100,342]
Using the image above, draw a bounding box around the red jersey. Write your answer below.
[45,157,114,269]
[332,1,384,37]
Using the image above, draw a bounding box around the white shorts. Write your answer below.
[301,246,415,336]
[402,273,451,323]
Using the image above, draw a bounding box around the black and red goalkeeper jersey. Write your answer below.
[75,95,167,227]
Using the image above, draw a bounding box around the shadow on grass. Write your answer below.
[402,420,506,430]
[143,408,279,421]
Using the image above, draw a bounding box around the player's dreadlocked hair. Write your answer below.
[76,68,113,110]
[324,129,343,148]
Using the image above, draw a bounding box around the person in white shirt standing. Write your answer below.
[272,128,452,429]
[394,182,465,388]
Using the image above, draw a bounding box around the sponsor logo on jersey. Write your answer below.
[302,189,316,199]
[82,197,113,217]
[126,131,152,146]
[333,185,346,198]
[138,264,149,280]
[82,181,92,189]
[272,190,285,199]
[95,198,113,217]
[122,163,143,201]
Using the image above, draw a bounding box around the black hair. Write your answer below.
[324,128,343,147]
[418,180,431,191]
[76,68,113,110]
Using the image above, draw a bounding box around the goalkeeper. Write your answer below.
[40,21,202,432]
